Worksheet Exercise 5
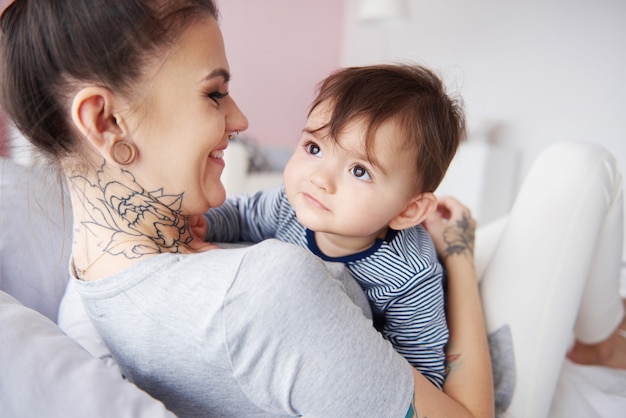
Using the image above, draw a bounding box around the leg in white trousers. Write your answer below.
[475,141,624,417]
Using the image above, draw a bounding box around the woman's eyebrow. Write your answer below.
[202,68,231,83]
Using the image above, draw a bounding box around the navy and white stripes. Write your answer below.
[205,185,448,388]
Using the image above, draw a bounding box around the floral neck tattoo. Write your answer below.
[71,163,194,277]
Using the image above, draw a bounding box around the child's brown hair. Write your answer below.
[310,64,465,192]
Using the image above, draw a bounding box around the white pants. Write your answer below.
[475,141,624,417]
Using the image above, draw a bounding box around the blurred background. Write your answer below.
[219,0,625,182]
[218,0,626,267]
[1,0,624,264]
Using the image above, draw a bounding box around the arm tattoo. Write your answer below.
[405,397,421,418]
[406,397,429,418]
[442,212,474,260]
[70,163,194,260]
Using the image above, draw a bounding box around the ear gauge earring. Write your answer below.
[111,140,137,165]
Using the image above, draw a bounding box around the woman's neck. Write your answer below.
[67,162,194,280]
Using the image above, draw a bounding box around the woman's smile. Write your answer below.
[209,149,225,161]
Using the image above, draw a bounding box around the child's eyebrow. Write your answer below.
[364,156,387,176]
[301,126,328,140]
[347,140,388,175]
[347,146,371,165]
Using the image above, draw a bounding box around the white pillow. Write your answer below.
[0,158,71,320]
[0,289,176,418]
[0,158,175,416]
[58,278,122,373]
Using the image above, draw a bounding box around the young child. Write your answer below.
[204,64,465,388]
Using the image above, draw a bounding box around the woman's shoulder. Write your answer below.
[241,238,316,263]
[232,240,372,317]
[235,239,330,289]
[221,240,413,418]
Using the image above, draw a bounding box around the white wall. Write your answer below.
[217,0,625,260]
[342,0,626,259]
[342,0,625,177]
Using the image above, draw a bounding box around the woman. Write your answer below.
[0,1,493,417]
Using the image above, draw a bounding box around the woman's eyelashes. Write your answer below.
[207,90,229,104]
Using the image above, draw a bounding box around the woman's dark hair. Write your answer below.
[0,0,218,161]
[310,64,466,192]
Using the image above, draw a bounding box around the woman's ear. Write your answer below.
[389,192,437,230]
[71,87,126,155]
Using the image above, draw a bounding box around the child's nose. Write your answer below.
[310,167,335,193]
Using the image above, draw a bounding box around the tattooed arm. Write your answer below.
[419,196,495,418]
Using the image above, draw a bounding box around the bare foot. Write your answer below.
[567,301,626,370]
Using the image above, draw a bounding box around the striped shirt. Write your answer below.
[205,185,448,388]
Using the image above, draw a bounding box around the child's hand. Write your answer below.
[189,214,208,242]
[187,214,221,251]
[423,196,476,263]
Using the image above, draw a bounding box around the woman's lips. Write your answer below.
[210,140,230,160]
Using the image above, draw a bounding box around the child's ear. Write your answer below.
[70,86,127,157]
[389,192,437,230]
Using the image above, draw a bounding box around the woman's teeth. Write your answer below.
[209,150,224,159]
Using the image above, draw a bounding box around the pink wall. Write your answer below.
[218,0,343,148]
[0,1,343,152]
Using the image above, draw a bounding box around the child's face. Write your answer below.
[283,101,420,240]
[121,16,248,216]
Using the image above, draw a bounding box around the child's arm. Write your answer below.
[380,262,448,389]
[298,225,448,388]
[203,185,286,243]
[365,230,448,388]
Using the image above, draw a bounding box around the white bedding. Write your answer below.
[550,359,626,417]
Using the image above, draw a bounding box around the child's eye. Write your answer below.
[350,165,371,181]
[305,141,322,157]
[208,90,229,104]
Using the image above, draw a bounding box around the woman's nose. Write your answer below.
[226,95,249,134]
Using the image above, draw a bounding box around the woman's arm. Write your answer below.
[411,196,495,417]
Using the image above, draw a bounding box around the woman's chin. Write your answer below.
[207,185,227,208]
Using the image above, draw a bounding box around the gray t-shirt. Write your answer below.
[74,239,414,417]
